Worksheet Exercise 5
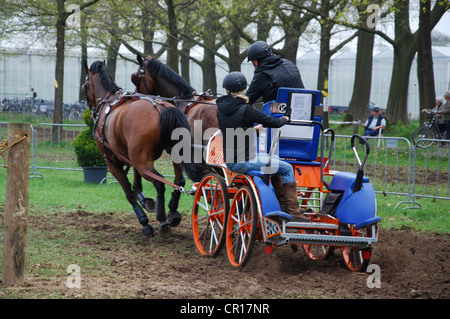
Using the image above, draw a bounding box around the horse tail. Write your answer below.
[159,106,190,148]
[159,107,211,183]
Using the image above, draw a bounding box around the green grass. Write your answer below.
[1,112,448,233]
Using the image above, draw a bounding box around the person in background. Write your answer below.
[360,107,386,136]
[437,91,450,140]
[31,88,37,99]
[422,97,445,135]
[245,41,304,105]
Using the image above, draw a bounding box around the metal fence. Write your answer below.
[1,122,449,210]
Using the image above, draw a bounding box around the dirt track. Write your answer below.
[2,210,448,301]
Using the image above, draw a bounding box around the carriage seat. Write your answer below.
[328,171,370,192]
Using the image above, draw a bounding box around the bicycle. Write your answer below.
[412,110,448,148]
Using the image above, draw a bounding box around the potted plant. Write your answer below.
[73,108,107,183]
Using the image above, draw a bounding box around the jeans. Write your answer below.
[364,128,380,136]
[226,153,295,184]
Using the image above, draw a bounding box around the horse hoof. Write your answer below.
[168,211,182,227]
[159,221,172,239]
[143,198,156,212]
[142,224,155,237]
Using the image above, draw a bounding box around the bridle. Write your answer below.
[83,74,115,121]
[134,66,156,96]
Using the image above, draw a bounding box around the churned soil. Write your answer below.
[1,210,448,301]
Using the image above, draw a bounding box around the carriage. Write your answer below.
[191,88,381,272]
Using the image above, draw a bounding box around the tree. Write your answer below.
[417,0,437,123]
[331,0,448,125]
[346,2,384,124]
[1,0,100,124]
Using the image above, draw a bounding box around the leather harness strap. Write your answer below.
[91,92,184,191]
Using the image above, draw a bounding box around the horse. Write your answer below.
[131,55,220,182]
[81,60,198,238]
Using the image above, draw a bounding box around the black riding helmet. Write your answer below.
[247,41,273,62]
[222,72,247,93]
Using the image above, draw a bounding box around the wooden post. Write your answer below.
[2,123,31,286]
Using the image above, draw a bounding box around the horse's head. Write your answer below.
[81,60,121,113]
[81,60,97,110]
[132,54,195,99]
[132,54,157,95]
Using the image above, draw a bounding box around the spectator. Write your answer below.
[360,107,386,136]
[437,91,450,140]
[422,97,445,135]
[31,88,37,99]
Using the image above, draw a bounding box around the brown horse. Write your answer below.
[81,60,197,238]
[131,55,220,181]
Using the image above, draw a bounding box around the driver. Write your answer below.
[246,41,305,105]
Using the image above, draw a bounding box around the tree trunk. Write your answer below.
[165,0,179,73]
[417,0,436,124]
[79,11,88,102]
[317,26,331,129]
[202,49,217,93]
[180,40,193,85]
[386,42,416,124]
[347,22,375,123]
[53,0,66,126]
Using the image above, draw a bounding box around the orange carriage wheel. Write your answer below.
[300,229,336,260]
[340,225,376,272]
[226,186,258,268]
[299,183,335,260]
[192,174,229,257]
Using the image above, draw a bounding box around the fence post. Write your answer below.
[2,123,31,286]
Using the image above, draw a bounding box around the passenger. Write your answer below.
[437,91,450,140]
[217,71,309,222]
[360,107,386,137]
[422,97,445,135]
[246,41,305,105]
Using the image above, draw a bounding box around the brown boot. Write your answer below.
[283,182,310,222]
[271,175,287,212]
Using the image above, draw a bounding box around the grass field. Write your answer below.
[1,112,448,233]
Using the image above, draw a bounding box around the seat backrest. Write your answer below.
[205,130,225,166]
[261,88,322,162]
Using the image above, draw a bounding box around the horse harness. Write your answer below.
[91,92,187,192]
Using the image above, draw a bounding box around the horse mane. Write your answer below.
[90,61,122,93]
[146,58,195,97]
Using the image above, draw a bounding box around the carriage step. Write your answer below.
[274,232,378,249]
[285,221,339,229]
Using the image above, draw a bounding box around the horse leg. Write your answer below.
[167,163,185,227]
[152,176,172,239]
[108,163,155,237]
[132,168,156,213]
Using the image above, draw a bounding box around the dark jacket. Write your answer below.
[246,55,304,105]
[217,95,287,163]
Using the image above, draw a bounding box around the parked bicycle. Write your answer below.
[412,110,448,148]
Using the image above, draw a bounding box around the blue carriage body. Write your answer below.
[261,87,322,162]
[256,87,380,228]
